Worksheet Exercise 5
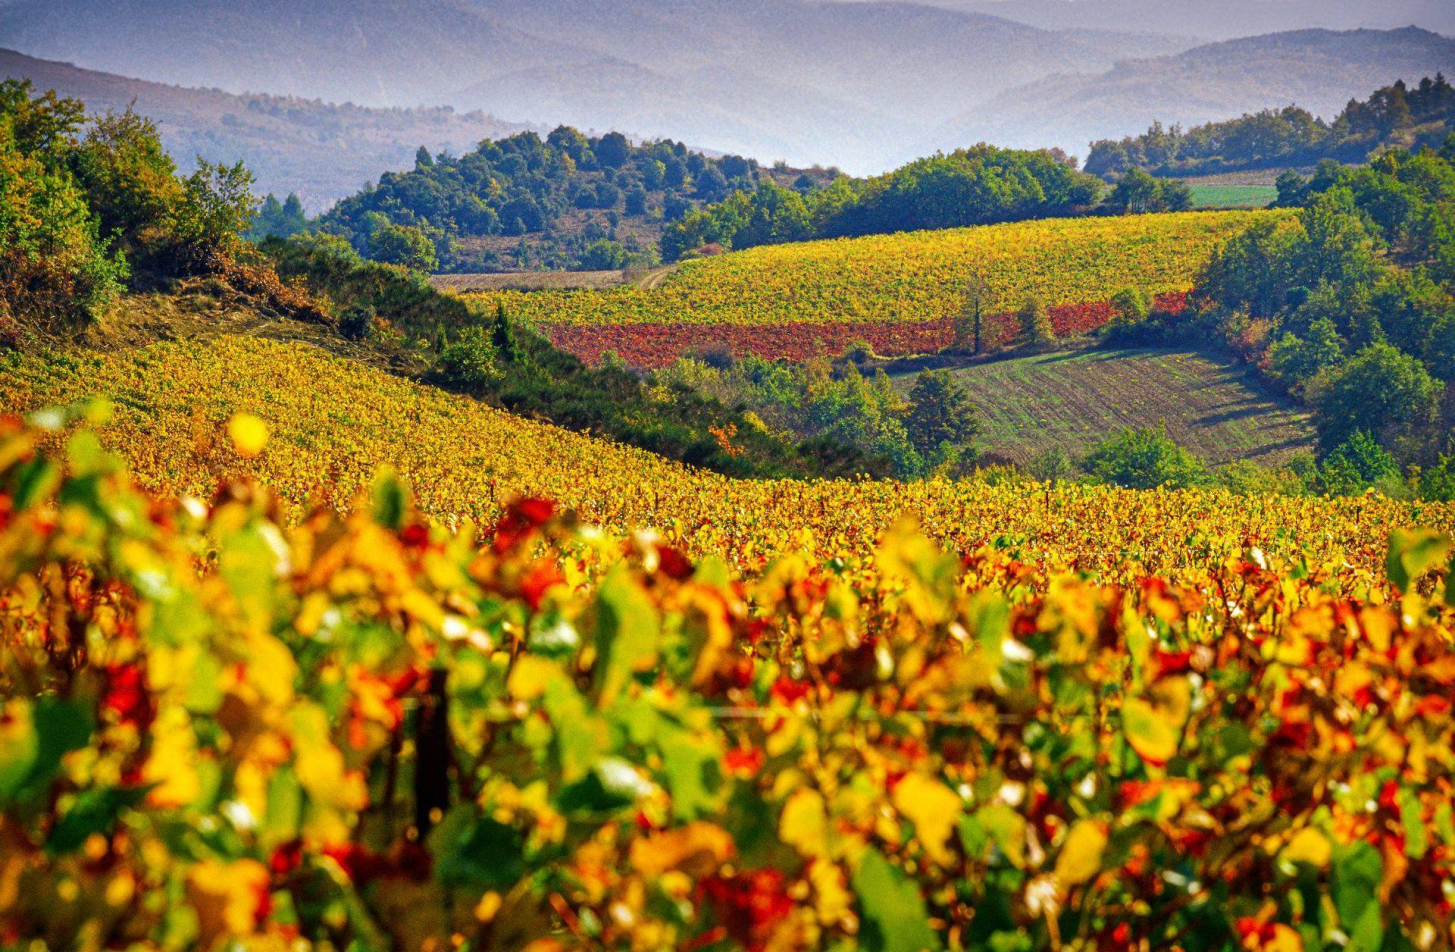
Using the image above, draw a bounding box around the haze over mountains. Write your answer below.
[0,0,1450,180]
[0,49,530,210]
[907,0,1455,41]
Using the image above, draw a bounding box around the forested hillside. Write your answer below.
[309,130,833,272]
[1107,134,1455,492]
[1087,74,1455,178]
[0,48,531,209]
[0,81,872,478]
[660,145,1107,259]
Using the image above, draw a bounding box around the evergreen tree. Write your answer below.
[903,370,980,460]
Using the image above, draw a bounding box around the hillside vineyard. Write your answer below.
[5,11,1455,951]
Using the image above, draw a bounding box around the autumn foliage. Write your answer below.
[544,293,1190,368]
[3,411,1455,951]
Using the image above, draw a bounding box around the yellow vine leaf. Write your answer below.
[1055,819,1109,887]
[891,773,962,865]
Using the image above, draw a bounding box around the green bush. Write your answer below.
[1028,446,1074,484]
[435,326,500,391]
[338,304,377,341]
[1083,425,1206,490]
[1019,296,1055,349]
[0,87,128,334]
[369,222,439,272]
[1108,287,1150,327]
[1315,431,1401,495]
[1309,343,1437,454]
[1418,454,1455,501]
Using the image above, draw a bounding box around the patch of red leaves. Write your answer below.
[545,293,1188,368]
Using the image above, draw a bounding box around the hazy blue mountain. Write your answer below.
[0,48,532,209]
[0,0,1193,170]
[909,0,1455,40]
[1,0,1447,172]
[935,26,1455,157]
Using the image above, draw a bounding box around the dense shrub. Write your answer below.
[0,79,265,336]
[1083,424,1207,489]
[1316,430,1402,495]
[434,325,500,391]
[0,130,126,333]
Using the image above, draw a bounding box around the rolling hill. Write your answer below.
[1,332,1429,574]
[911,0,1455,40]
[0,0,1204,172]
[943,26,1455,154]
[889,346,1315,466]
[461,211,1277,366]
[0,49,532,210]
[2,1,1449,171]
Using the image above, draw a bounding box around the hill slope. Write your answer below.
[0,49,531,210]
[917,0,1455,40]
[945,27,1455,154]
[2,332,1438,573]
[463,211,1278,365]
[0,0,1190,171]
[890,346,1315,466]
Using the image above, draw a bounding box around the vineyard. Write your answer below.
[5,48,1455,952]
[3,335,1448,579]
[4,385,1455,950]
[896,347,1316,466]
[461,211,1279,367]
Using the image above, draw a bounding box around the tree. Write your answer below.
[1426,314,1455,380]
[1265,317,1344,388]
[1083,425,1206,489]
[1028,446,1073,484]
[369,222,438,272]
[0,130,127,331]
[1109,287,1150,327]
[595,132,631,169]
[415,146,434,169]
[1106,169,1162,214]
[70,109,183,252]
[1309,342,1438,455]
[1316,431,1399,495]
[1019,296,1054,349]
[435,326,499,392]
[953,273,991,353]
[902,370,980,461]
[578,239,628,271]
[174,159,255,257]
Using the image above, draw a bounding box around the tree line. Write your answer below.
[266,129,830,274]
[1099,134,1455,498]
[1086,74,1455,179]
[660,146,1150,262]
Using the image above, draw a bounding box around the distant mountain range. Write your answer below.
[908,0,1455,41]
[941,26,1455,155]
[0,49,531,210]
[0,0,1449,179]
